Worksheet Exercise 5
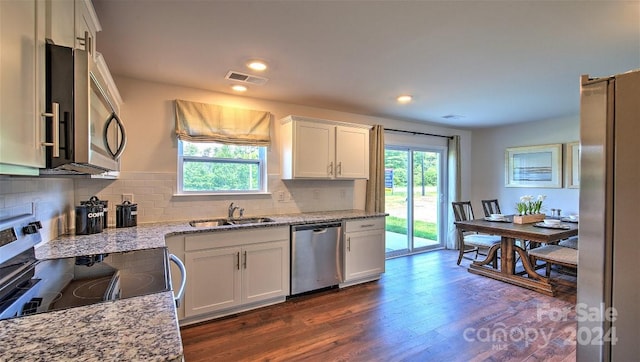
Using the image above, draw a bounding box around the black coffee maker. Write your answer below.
[116,200,137,228]
[75,198,104,235]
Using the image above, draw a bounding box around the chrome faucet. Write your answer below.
[228,203,240,218]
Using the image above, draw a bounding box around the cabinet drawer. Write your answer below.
[185,226,288,251]
[345,217,385,232]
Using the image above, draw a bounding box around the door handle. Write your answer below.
[328,161,334,176]
[41,102,60,157]
[347,237,351,251]
[243,251,247,269]
[104,113,127,160]
[169,254,187,307]
[337,161,342,175]
[236,252,240,270]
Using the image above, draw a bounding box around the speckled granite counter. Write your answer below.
[36,209,387,259]
[3,209,384,362]
[0,292,182,362]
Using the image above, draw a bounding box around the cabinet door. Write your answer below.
[74,0,99,56]
[0,0,45,175]
[184,247,241,318]
[242,240,290,303]
[336,126,369,179]
[344,229,385,282]
[46,0,75,47]
[293,121,335,178]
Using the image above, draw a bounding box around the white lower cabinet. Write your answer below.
[184,246,240,316]
[167,227,289,325]
[342,217,386,286]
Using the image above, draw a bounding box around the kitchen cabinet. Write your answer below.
[280,115,370,180]
[167,227,289,325]
[0,0,46,176]
[46,0,75,47]
[342,217,386,287]
[45,0,100,53]
[74,0,100,57]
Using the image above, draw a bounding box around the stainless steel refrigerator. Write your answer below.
[579,69,640,361]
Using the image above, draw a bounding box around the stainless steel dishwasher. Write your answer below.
[291,222,343,295]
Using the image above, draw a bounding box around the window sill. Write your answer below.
[173,192,272,197]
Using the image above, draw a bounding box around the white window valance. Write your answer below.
[175,99,272,146]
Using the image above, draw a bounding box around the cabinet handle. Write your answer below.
[347,236,351,251]
[328,161,334,176]
[236,252,240,270]
[360,224,375,228]
[41,102,60,157]
[337,161,342,176]
[77,31,92,54]
[243,251,247,269]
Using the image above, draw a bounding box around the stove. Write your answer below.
[0,215,171,321]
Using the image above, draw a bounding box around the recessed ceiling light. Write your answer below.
[247,60,267,71]
[397,95,413,104]
[232,85,247,92]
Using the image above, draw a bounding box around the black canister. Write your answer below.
[75,202,104,235]
[116,201,137,228]
[81,196,108,229]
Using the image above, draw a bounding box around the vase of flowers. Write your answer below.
[513,195,546,224]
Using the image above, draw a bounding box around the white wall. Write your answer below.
[471,115,580,217]
[75,76,472,224]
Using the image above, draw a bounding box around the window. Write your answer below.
[178,141,266,194]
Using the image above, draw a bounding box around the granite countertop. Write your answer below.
[3,209,385,362]
[0,292,182,362]
[36,209,387,260]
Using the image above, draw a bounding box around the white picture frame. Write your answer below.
[505,144,563,188]
[565,141,580,189]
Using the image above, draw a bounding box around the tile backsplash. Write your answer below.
[75,172,358,226]
[1,171,360,244]
[0,177,74,242]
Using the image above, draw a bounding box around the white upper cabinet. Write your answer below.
[74,0,101,57]
[335,125,369,179]
[46,0,75,47]
[0,0,46,176]
[280,115,370,180]
[45,0,100,52]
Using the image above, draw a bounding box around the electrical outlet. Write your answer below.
[122,193,134,203]
[277,191,285,202]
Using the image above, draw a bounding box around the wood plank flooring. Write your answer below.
[180,250,577,361]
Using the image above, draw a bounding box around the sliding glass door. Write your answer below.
[385,146,445,258]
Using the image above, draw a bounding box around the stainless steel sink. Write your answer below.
[225,217,274,225]
[189,219,230,227]
[189,217,275,227]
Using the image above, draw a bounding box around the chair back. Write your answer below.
[452,201,474,222]
[481,199,501,217]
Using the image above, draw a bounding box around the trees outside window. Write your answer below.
[178,141,266,193]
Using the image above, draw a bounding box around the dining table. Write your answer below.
[454,217,578,296]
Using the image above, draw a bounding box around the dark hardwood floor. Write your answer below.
[180,250,577,361]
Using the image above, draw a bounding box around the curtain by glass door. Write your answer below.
[384,147,444,258]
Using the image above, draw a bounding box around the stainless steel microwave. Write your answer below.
[41,43,126,176]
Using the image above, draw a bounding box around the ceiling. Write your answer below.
[92,0,640,129]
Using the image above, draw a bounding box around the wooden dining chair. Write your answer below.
[481,199,501,217]
[452,201,501,267]
[481,198,534,251]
